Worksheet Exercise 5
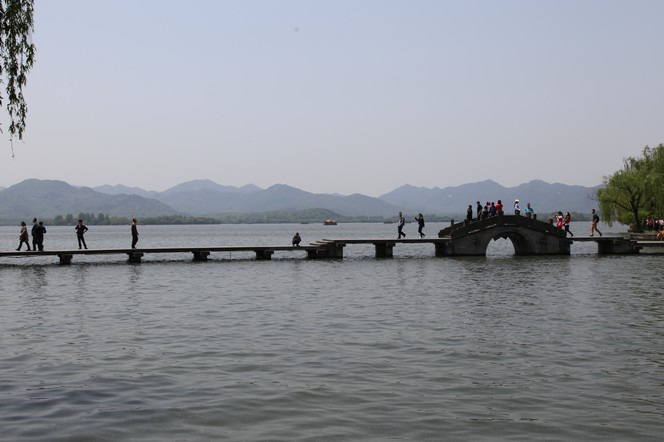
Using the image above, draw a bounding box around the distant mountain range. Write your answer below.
[380,180,599,215]
[0,178,600,223]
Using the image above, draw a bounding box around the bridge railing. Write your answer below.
[438,214,566,238]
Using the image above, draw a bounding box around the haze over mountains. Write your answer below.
[0,178,600,223]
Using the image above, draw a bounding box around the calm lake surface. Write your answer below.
[1,222,663,441]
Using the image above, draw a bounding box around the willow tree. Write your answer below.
[596,144,664,232]
[0,0,35,144]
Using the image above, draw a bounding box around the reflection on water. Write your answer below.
[0,224,663,441]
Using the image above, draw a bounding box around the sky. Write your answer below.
[0,0,662,196]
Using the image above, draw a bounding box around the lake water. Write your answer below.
[1,222,663,441]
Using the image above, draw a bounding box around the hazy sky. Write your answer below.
[1,0,662,196]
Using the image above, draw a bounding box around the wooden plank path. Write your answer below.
[570,236,664,253]
[0,238,452,264]
[635,240,664,247]
[0,245,323,264]
[313,237,451,258]
[0,236,661,265]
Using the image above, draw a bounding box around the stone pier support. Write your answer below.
[192,251,210,261]
[127,252,144,263]
[597,239,640,254]
[58,254,73,265]
[374,242,395,258]
[255,250,274,260]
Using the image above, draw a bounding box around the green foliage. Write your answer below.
[597,144,664,232]
[0,0,35,142]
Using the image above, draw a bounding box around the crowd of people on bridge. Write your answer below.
[468,199,535,221]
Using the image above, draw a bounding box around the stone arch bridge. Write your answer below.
[436,215,572,256]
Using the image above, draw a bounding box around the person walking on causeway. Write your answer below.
[590,209,602,237]
[34,221,47,251]
[131,218,139,248]
[75,219,89,249]
[398,212,406,239]
[17,221,31,251]
[416,213,425,238]
[31,218,39,251]
[564,212,574,237]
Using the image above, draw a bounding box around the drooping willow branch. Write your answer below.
[0,0,36,142]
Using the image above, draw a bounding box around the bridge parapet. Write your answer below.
[439,214,565,238]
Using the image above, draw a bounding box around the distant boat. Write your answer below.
[300,222,309,224]
[323,219,338,225]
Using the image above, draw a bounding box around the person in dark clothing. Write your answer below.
[35,221,46,251]
[75,219,88,249]
[131,218,139,248]
[398,211,406,239]
[476,201,482,220]
[415,213,425,238]
[31,218,38,251]
[17,221,30,251]
[466,205,473,222]
[590,209,602,237]
[292,232,302,247]
[563,212,573,237]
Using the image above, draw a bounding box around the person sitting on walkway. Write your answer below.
[292,232,302,247]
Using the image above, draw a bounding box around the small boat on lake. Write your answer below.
[323,219,338,225]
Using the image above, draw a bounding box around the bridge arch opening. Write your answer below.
[486,238,515,256]
[488,230,535,256]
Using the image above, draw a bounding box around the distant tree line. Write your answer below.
[45,213,221,226]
